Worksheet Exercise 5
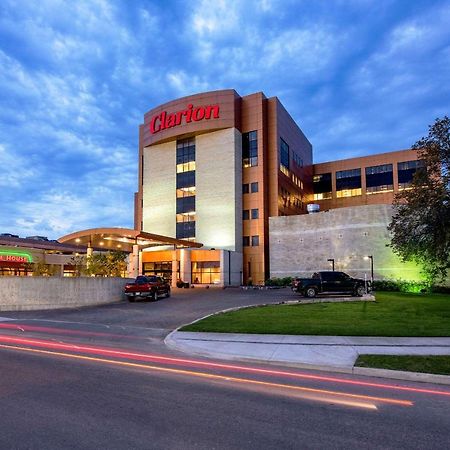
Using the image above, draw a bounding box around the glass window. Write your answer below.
[251,235,259,246]
[365,164,393,194]
[243,210,250,220]
[313,173,332,200]
[176,171,195,189]
[176,138,195,164]
[398,160,425,190]
[176,221,195,239]
[243,183,249,194]
[251,208,259,219]
[243,236,250,247]
[176,196,195,214]
[336,169,361,196]
[191,261,220,285]
[243,131,258,167]
[280,138,289,170]
[251,182,258,193]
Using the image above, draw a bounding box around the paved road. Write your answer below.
[1,288,449,449]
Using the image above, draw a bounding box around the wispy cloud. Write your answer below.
[0,0,449,236]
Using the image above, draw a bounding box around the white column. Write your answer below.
[179,249,191,285]
[86,244,93,273]
[171,250,179,288]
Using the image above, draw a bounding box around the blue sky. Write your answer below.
[0,0,449,239]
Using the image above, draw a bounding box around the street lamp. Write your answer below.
[327,258,335,271]
[364,255,374,282]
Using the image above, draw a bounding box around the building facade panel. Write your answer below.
[142,141,177,237]
[196,128,242,251]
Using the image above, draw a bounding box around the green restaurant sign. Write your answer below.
[0,250,33,263]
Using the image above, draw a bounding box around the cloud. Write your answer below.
[0,0,449,236]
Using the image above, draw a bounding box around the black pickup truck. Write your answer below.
[292,271,370,298]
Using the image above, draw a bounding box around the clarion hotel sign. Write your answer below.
[150,104,220,134]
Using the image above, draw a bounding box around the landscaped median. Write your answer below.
[180,291,450,375]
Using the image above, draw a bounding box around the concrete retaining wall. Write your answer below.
[0,277,134,311]
[269,204,424,281]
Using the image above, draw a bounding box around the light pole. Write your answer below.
[365,255,374,282]
[327,258,335,271]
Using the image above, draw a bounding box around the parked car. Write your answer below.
[291,271,370,298]
[124,275,170,302]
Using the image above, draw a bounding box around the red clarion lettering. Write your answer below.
[149,103,220,134]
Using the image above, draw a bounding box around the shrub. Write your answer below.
[265,277,292,287]
[372,279,430,293]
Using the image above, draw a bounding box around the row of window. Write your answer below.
[243,182,259,193]
[243,235,259,247]
[243,209,259,220]
[313,160,423,199]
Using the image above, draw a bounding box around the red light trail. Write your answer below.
[0,333,448,398]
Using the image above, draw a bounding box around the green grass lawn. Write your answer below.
[355,355,450,376]
[180,291,450,336]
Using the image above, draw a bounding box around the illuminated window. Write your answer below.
[176,161,195,173]
[191,261,220,285]
[336,169,361,197]
[336,188,362,198]
[313,192,332,200]
[365,164,393,194]
[313,173,332,200]
[243,131,258,167]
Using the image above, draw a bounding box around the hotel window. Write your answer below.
[251,182,259,193]
[243,183,250,194]
[313,173,332,200]
[243,210,250,220]
[280,138,290,176]
[336,169,362,197]
[176,196,195,214]
[365,164,393,194]
[243,236,250,247]
[243,131,258,167]
[398,160,425,190]
[251,235,259,246]
[176,137,196,239]
[191,261,220,285]
[176,220,195,239]
[251,208,259,219]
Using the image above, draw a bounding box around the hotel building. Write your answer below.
[2,89,423,282]
[133,89,421,285]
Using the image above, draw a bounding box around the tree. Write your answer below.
[84,251,127,277]
[388,116,450,284]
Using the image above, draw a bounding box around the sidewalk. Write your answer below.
[165,331,450,384]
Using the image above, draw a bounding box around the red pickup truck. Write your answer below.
[124,276,171,302]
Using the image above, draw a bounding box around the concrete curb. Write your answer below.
[165,331,450,385]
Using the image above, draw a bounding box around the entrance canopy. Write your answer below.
[58,227,203,253]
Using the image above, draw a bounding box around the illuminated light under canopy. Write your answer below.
[0,250,33,263]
